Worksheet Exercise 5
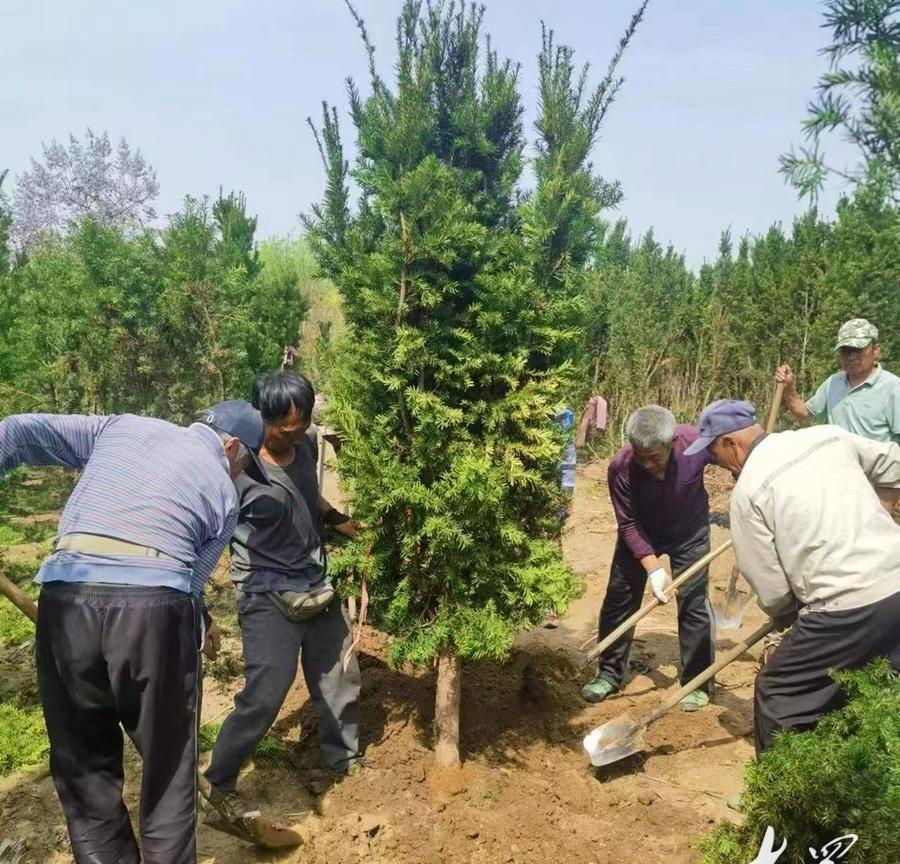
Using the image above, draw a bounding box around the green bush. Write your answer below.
[0,702,48,776]
[699,660,900,864]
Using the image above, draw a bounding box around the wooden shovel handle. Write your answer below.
[0,571,38,623]
[766,382,785,434]
[584,540,733,665]
[639,618,774,730]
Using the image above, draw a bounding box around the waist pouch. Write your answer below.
[266,584,335,622]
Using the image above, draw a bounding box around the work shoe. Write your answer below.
[581,676,618,704]
[680,690,710,712]
[199,779,265,845]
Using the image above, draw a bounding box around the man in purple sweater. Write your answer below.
[582,405,716,711]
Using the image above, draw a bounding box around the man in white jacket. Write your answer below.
[685,400,900,754]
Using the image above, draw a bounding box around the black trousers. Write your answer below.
[754,590,900,755]
[596,525,715,692]
[205,593,360,791]
[36,582,201,864]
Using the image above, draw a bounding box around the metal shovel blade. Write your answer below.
[713,595,752,632]
[583,712,645,767]
[713,566,752,633]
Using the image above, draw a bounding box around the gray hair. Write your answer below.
[626,405,677,450]
[205,424,250,467]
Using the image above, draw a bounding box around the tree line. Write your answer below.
[585,189,900,442]
[0,173,339,421]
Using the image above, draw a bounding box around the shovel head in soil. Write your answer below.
[203,812,305,848]
[713,566,752,633]
[582,619,774,770]
[197,772,304,848]
[583,712,643,767]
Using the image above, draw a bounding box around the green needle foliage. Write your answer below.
[780,0,900,203]
[305,0,645,758]
[699,660,900,864]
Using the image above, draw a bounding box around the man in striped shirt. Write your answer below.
[0,402,262,864]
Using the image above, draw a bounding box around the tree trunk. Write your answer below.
[434,650,461,767]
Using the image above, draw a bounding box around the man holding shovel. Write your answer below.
[0,402,263,864]
[684,400,900,753]
[201,370,362,841]
[582,405,716,711]
[775,317,900,513]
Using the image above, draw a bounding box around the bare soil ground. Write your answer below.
[0,461,767,864]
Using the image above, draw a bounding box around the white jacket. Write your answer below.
[730,425,900,616]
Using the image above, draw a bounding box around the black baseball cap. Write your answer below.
[202,400,264,450]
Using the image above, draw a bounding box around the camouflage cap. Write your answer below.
[835,318,878,350]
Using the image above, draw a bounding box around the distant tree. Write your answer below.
[0,170,15,398]
[0,190,306,422]
[780,0,900,203]
[12,129,159,248]
[0,169,11,272]
[213,188,261,280]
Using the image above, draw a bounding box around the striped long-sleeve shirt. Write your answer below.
[0,413,238,596]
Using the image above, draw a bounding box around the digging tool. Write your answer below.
[714,564,752,632]
[0,564,305,850]
[581,540,733,666]
[197,773,305,848]
[713,381,785,631]
[583,618,774,767]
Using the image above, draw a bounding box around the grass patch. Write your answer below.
[199,721,288,761]
[0,702,48,776]
[699,660,900,864]
[0,585,38,646]
[0,559,39,647]
[199,721,222,753]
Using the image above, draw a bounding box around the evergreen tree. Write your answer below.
[213,189,261,280]
[306,0,645,766]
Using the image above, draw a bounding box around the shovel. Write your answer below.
[582,540,733,666]
[712,381,785,632]
[583,618,774,767]
[714,564,753,632]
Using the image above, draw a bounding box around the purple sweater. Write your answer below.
[608,424,712,560]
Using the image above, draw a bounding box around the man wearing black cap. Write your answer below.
[0,401,263,864]
[686,400,900,753]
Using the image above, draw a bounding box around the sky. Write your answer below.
[1,0,856,270]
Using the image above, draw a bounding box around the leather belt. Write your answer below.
[55,533,179,563]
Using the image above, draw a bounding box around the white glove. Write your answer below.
[647,567,670,604]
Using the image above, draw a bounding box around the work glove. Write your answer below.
[647,567,671,604]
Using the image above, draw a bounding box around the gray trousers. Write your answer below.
[596,525,715,693]
[754,589,900,755]
[205,593,361,791]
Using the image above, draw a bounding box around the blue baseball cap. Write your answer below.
[202,400,264,450]
[683,399,758,456]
